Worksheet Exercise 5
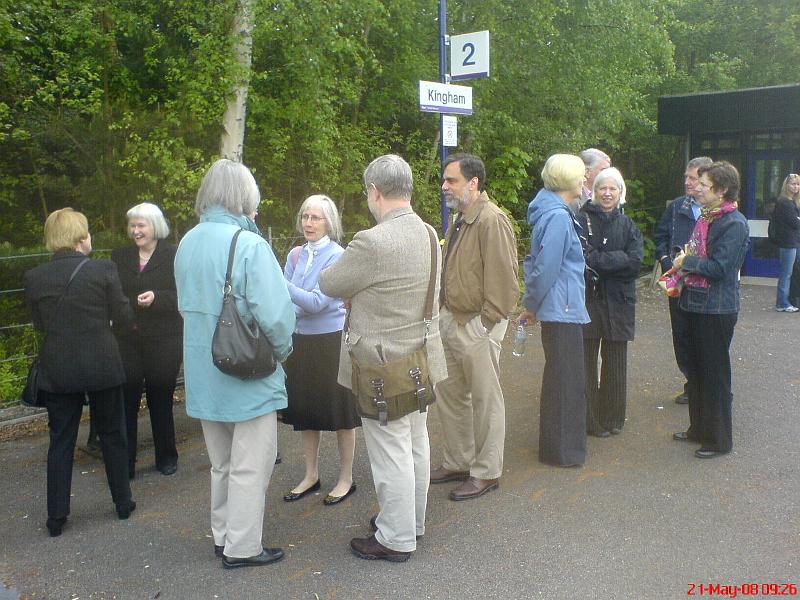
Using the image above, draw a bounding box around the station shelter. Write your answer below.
[658,83,800,277]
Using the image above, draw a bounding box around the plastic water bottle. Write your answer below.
[512,320,527,357]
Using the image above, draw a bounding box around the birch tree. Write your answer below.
[219,0,254,162]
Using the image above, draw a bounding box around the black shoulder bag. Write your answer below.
[211,229,277,380]
[22,258,90,407]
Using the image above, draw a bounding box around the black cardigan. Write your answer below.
[111,240,183,338]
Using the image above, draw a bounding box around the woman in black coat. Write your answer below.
[577,168,643,437]
[770,173,800,311]
[24,208,136,537]
[111,203,183,478]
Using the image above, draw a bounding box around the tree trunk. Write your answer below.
[219,0,254,163]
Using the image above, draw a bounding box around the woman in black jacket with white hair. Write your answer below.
[576,168,643,437]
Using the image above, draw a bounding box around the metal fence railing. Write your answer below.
[0,233,362,408]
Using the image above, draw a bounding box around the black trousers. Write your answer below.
[683,310,737,453]
[668,296,691,393]
[45,386,131,519]
[118,334,182,474]
[539,322,587,466]
[583,338,628,433]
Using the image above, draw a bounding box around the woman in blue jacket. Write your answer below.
[520,154,591,467]
[671,161,749,459]
[281,195,360,506]
[175,159,295,568]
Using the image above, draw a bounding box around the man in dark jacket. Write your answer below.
[653,156,712,404]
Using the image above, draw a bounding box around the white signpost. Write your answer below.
[442,115,458,147]
[419,80,473,115]
[450,30,490,81]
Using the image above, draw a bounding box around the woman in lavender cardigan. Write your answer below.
[281,195,361,505]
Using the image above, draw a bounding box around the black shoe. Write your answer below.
[117,501,137,520]
[674,393,689,405]
[222,548,284,569]
[672,431,691,441]
[46,517,66,537]
[695,448,719,459]
[214,544,224,558]
[323,483,357,506]
[283,479,320,502]
[609,427,622,435]
[588,429,610,438]
[158,462,178,476]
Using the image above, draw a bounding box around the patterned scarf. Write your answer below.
[658,200,738,297]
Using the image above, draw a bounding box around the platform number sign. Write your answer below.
[450,31,490,81]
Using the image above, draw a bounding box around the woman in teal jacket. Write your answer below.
[175,159,295,569]
[520,154,591,467]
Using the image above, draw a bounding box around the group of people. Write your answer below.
[24,147,750,565]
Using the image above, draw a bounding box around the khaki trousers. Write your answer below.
[201,411,277,558]
[436,307,507,480]
[361,410,430,553]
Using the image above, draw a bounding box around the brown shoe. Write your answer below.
[350,535,411,562]
[449,477,499,501]
[430,466,470,484]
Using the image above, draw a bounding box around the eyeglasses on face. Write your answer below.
[301,214,325,223]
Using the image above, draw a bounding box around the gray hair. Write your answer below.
[295,194,344,243]
[363,154,413,200]
[195,159,260,216]
[686,156,713,171]
[126,202,170,240]
[592,167,627,205]
[579,148,611,170]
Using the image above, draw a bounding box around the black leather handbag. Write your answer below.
[211,229,277,380]
[21,258,90,407]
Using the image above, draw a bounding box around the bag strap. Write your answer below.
[421,223,438,344]
[290,245,302,269]
[43,258,90,337]
[223,229,244,299]
[344,221,439,352]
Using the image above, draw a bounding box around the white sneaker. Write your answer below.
[776,305,799,312]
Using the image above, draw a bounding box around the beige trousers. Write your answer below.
[201,411,277,558]
[435,307,507,480]
[361,410,430,553]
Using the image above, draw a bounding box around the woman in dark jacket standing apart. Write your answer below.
[770,173,800,312]
[24,208,136,537]
[671,161,749,459]
[576,168,643,437]
[112,203,183,478]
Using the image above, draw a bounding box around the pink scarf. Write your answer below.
[658,200,738,297]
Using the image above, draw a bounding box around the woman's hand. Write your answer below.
[672,251,686,270]
[519,309,537,326]
[137,291,155,307]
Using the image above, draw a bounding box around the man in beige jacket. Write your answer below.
[320,154,446,562]
[432,153,519,501]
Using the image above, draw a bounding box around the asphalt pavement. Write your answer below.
[1,283,798,600]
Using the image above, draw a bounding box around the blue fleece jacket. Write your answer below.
[522,188,590,324]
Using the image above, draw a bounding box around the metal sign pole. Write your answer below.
[439,0,449,235]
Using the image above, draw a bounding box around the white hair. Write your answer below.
[592,167,627,206]
[195,159,260,216]
[126,202,170,239]
[295,194,344,243]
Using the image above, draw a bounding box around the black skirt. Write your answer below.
[281,331,361,431]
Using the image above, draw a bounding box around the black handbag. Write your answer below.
[211,229,277,380]
[21,258,90,407]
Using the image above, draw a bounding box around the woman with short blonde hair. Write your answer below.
[25,208,136,536]
[520,154,591,467]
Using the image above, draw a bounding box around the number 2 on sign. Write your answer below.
[462,42,476,66]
